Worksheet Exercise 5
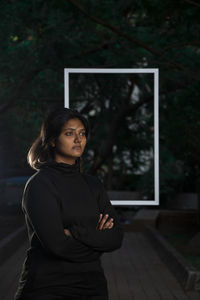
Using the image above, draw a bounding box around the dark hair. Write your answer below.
[27,107,90,171]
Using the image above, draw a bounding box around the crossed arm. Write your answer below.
[64,213,114,237]
[64,176,124,252]
[24,173,123,258]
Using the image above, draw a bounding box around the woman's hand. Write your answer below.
[96,213,114,230]
[64,228,72,237]
[64,213,114,236]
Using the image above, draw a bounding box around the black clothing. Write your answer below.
[19,294,108,300]
[15,160,124,299]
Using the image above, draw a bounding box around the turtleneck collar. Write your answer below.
[40,159,80,175]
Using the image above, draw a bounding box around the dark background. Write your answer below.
[0,1,200,206]
[0,0,200,284]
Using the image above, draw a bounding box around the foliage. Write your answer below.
[0,0,200,200]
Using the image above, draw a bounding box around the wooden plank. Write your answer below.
[1,231,199,300]
[101,252,119,300]
[102,233,149,300]
[126,233,162,300]
[134,233,178,300]
[133,209,160,230]
[134,209,160,220]
[109,249,133,300]
[186,291,200,300]
[136,233,190,300]
[145,225,200,291]
[115,235,149,300]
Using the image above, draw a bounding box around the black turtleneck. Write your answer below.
[15,160,124,299]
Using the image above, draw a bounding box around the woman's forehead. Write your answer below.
[62,118,85,130]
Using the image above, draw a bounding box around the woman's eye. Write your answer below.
[65,132,86,136]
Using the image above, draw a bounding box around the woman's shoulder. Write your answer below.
[24,168,53,190]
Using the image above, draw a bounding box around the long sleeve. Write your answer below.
[70,176,124,252]
[22,174,101,263]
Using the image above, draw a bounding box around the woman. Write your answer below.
[15,107,124,300]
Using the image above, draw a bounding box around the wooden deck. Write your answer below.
[1,232,200,300]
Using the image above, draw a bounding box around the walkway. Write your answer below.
[1,233,200,300]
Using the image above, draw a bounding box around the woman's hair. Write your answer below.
[27,107,90,171]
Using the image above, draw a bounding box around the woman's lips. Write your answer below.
[73,146,81,150]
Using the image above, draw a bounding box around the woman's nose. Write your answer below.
[74,133,81,142]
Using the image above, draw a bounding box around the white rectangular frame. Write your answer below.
[64,68,159,206]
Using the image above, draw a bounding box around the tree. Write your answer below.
[0,0,199,200]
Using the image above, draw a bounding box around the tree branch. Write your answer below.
[125,78,135,105]
[68,40,116,59]
[184,0,200,8]
[90,96,152,173]
[67,0,199,80]
[162,41,200,53]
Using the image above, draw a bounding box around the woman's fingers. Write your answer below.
[98,214,114,230]
[99,214,109,230]
[64,228,72,237]
[103,218,114,229]
[108,220,114,228]
[96,213,103,229]
[65,215,113,234]
[98,213,103,223]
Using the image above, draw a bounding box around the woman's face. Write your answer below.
[51,118,87,164]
